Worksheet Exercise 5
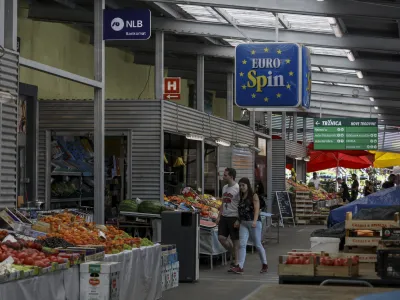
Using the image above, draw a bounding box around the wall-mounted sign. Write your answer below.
[235,43,311,110]
[313,118,378,150]
[103,9,151,41]
[163,77,181,100]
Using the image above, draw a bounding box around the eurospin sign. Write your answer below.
[103,9,151,41]
[235,43,311,110]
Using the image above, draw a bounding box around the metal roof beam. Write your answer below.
[312,84,400,99]
[141,0,400,20]
[312,73,400,88]
[310,101,398,117]
[311,94,400,109]
[110,39,400,74]
[167,69,226,82]
[151,17,400,53]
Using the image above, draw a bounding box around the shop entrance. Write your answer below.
[48,131,130,216]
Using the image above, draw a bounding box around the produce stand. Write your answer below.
[0,209,165,299]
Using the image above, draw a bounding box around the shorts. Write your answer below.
[218,216,240,240]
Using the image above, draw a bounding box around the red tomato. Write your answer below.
[342,258,348,266]
[24,258,34,265]
[286,256,294,264]
[293,258,300,264]
[304,259,310,265]
[334,259,341,266]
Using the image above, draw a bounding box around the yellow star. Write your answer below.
[277,49,282,54]
[285,59,291,64]
[264,47,269,53]
[264,97,269,102]
[239,72,244,77]
[241,85,247,90]
[286,84,291,89]
[251,50,256,55]
[251,93,256,99]
[277,93,282,98]
[289,71,294,76]
[242,59,247,65]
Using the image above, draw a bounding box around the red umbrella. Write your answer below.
[307,143,374,173]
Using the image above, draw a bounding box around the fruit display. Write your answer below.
[287,179,336,201]
[119,199,139,212]
[285,253,317,265]
[36,237,75,248]
[138,200,167,214]
[319,256,359,266]
[35,211,152,254]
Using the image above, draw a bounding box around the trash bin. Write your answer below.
[161,211,199,282]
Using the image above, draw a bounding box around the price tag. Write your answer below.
[3,234,17,243]
[99,231,107,239]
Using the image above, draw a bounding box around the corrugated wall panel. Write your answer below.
[0,92,18,207]
[0,49,19,96]
[285,140,307,159]
[218,146,232,169]
[232,147,254,187]
[38,100,162,202]
[271,140,286,196]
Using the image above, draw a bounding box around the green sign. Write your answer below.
[313,118,378,150]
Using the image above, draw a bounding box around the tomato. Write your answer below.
[293,258,300,264]
[334,259,341,266]
[304,259,310,265]
[24,258,34,265]
[286,256,294,264]
[342,258,348,266]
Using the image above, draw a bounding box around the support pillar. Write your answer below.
[293,112,298,142]
[281,112,286,140]
[226,72,234,121]
[155,31,164,100]
[93,0,105,224]
[196,55,205,194]
[4,0,17,51]
[155,31,164,202]
[303,116,307,145]
[0,0,4,47]
[249,111,255,129]
[266,112,273,213]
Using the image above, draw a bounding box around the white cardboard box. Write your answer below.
[80,261,121,300]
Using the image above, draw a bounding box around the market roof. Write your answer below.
[25,0,400,150]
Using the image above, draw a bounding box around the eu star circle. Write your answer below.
[111,17,124,31]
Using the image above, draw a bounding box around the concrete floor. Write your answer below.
[162,224,320,300]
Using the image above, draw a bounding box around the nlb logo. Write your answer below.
[111,17,144,31]
[111,17,124,31]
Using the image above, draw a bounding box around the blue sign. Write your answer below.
[235,43,311,109]
[103,9,151,41]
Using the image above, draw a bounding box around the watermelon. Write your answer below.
[138,201,164,214]
[119,199,138,212]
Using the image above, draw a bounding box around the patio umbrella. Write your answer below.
[369,151,400,168]
[307,143,374,173]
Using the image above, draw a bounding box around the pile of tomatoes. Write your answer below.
[320,256,359,266]
[0,243,66,268]
[285,254,316,265]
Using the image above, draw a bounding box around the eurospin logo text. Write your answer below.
[111,17,144,32]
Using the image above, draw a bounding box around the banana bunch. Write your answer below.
[164,153,168,164]
[173,157,185,167]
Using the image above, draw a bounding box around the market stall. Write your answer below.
[0,209,168,299]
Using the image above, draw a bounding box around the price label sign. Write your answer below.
[313,118,378,150]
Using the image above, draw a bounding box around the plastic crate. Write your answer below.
[376,249,400,279]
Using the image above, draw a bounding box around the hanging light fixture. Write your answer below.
[250,146,261,153]
[235,143,250,148]
[215,139,231,147]
[304,156,310,162]
[186,133,204,141]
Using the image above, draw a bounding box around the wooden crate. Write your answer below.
[345,237,380,247]
[345,220,399,230]
[278,256,315,276]
[341,253,377,263]
[316,255,359,277]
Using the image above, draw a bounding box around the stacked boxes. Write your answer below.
[161,245,179,291]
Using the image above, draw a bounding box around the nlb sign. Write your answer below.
[103,9,151,41]
[163,77,181,100]
[235,43,311,110]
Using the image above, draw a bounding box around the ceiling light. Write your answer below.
[369,97,374,102]
[374,106,378,110]
[215,139,231,147]
[347,51,355,62]
[364,86,370,92]
[378,114,381,116]
[235,143,250,148]
[356,71,363,79]
[304,156,310,162]
[328,18,343,38]
[186,133,204,141]
[295,157,303,160]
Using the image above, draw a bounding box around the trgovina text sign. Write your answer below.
[235,42,311,110]
[313,118,378,151]
[103,9,151,41]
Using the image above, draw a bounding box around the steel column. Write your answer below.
[226,72,233,121]
[155,31,165,202]
[4,0,17,51]
[281,112,286,140]
[196,55,205,111]
[93,0,105,224]
[293,112,298,142]
[0,0,4,46]
[266,112,273,214]
[303,117,307,145]
[155,31,164,100]
[249,111,255,129]
[196,55,205,194]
